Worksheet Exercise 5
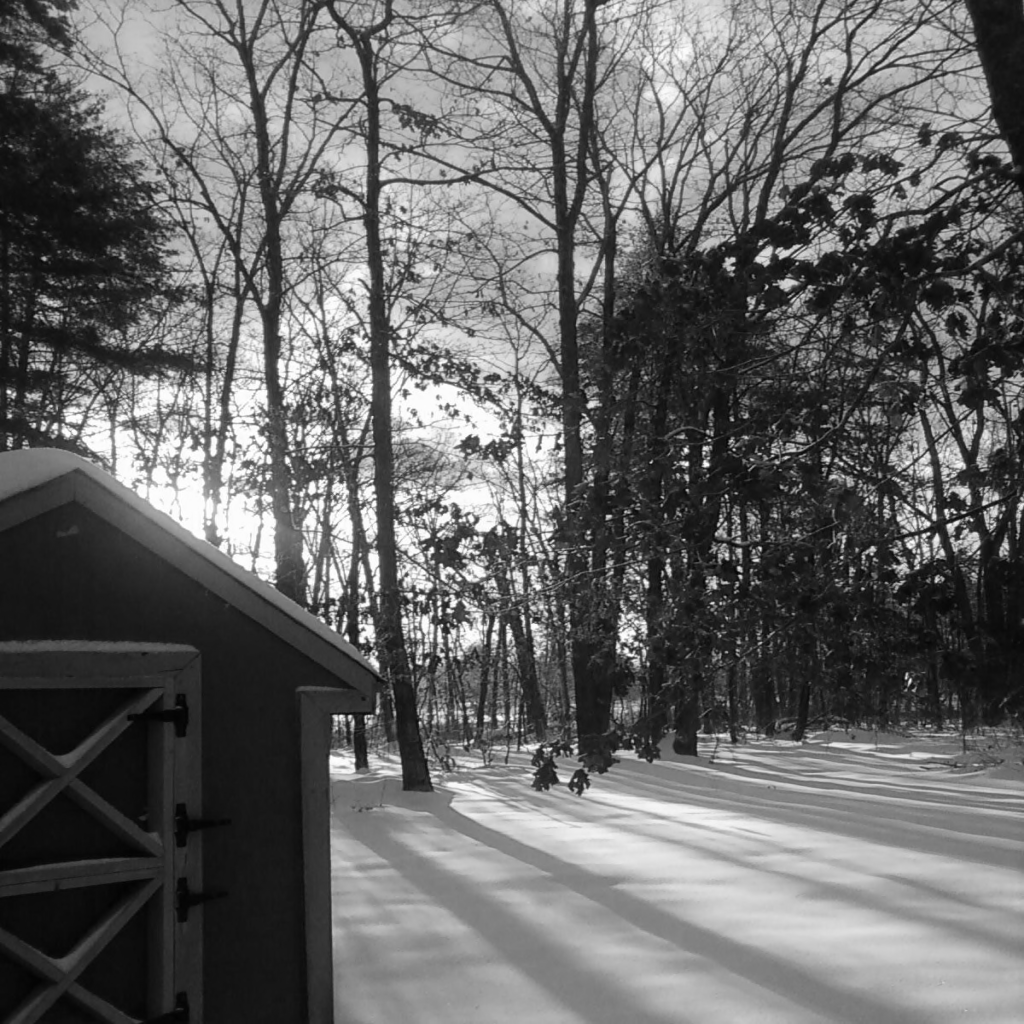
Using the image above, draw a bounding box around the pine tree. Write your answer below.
[0,0,190,452]
[0,0,73,74]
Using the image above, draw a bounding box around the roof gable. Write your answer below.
[0,449,377,706]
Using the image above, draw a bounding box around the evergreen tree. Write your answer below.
[0,0,190,453]
[0,0,73,73]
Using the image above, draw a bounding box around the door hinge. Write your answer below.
[176,876,227,922]
[140,991,189,1023]
[174,802,231,848]
[128,695,189,737]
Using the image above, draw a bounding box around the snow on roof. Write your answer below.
[0,448,380,690]
[0,446,89,502]
[0,639,198,654]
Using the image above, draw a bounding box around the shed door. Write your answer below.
[0,644,202,1024]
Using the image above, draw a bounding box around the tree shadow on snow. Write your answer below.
[340,809,688,1024]
[425,801,942,1024]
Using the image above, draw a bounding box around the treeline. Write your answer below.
[2,0,1021,788]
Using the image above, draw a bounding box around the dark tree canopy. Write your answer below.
[0,0,74,73]
[0,0,190,452]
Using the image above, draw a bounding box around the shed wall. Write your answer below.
[0,502,339,1023]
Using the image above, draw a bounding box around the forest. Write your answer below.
[2,0,1022,792]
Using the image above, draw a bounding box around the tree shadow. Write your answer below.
[338,809,693,1024]
[615,811,1022,955]
[426,800,944,1024]
[576,763,1024,869]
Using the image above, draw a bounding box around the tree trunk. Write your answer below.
[475,611,495,742]
[751,657,778,736]
[491,545,546,740]
[727,660,739,745]
[919,408,987,716]
[672,674,700,757]
[792,678,812,742]
[544,2,613,753]
[331,6,432,790]
[645,557,668,747]
[199,248,243,548]
[239,29,306,606]
[343,508,370,773]
[792,634,816,742]
[513,385,547,740]
[643,360,674,748]
[353,715,369,771]
[0,231,10,451]
[966,0,1024,194]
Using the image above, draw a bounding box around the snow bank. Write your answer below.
[330,734,1023,1024]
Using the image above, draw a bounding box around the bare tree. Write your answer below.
[83,0,359,602]
[323,0,435,789]
[415,0,674,750]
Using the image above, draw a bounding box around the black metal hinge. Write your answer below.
[174,803,231,848]
[175,876,227,923]
[140,991,189,1023]
[128,695,189,738]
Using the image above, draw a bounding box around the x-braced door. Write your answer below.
[0,644,203,1024]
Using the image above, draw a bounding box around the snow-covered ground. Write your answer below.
[330,731,1024,1024]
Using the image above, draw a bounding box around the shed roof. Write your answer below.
[0,448,378,706]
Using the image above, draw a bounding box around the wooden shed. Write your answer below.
[0,449,377,1024]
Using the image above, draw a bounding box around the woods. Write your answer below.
[3,0,1021,789]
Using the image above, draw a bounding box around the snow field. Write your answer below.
[330,732,1024,1024]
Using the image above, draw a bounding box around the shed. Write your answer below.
[0,448,377,1024]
